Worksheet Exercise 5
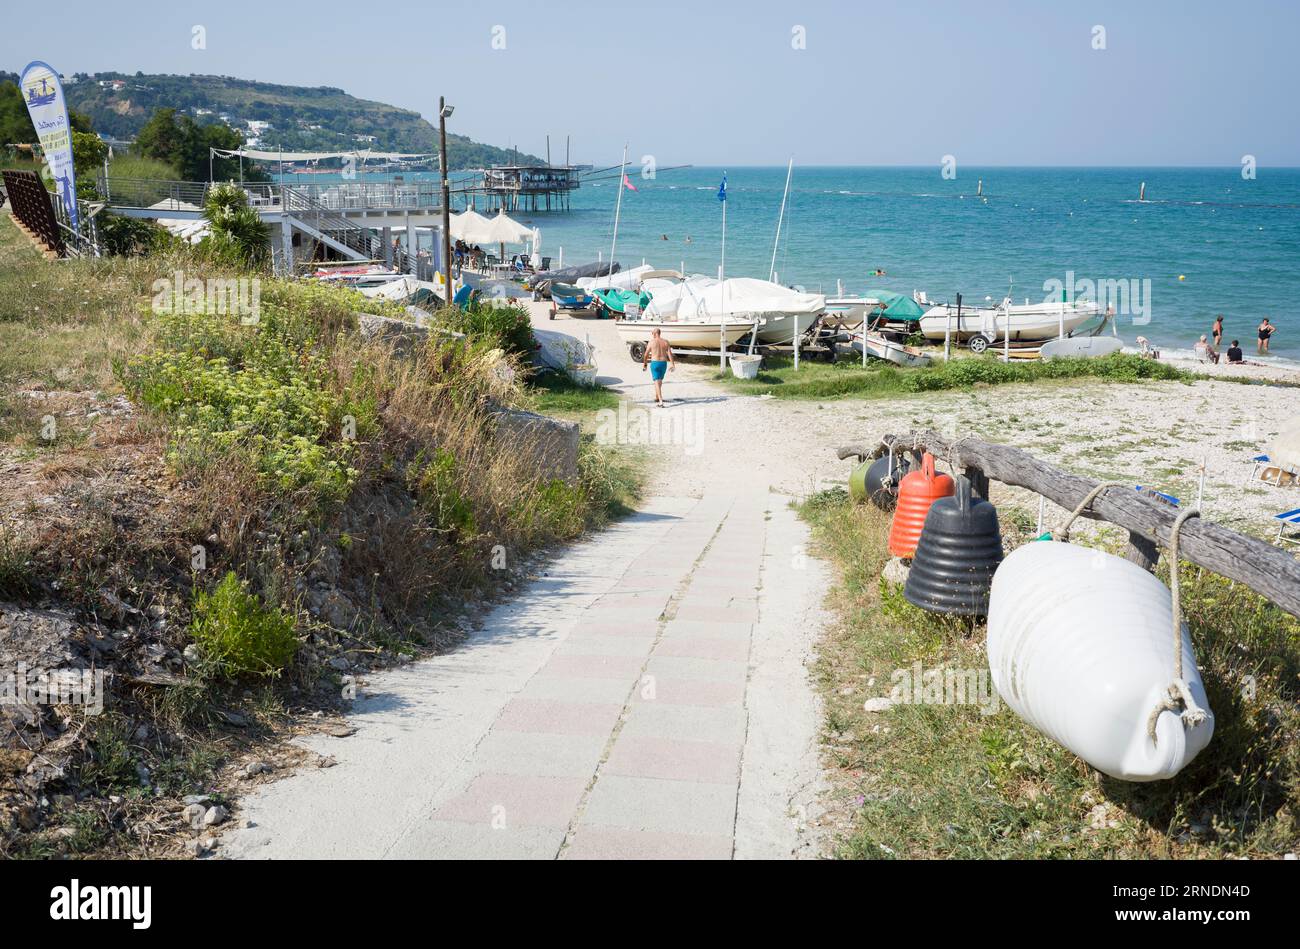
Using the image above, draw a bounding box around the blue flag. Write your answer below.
[717,171,727,203]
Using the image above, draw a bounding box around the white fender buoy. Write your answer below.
[987,542,1214,781]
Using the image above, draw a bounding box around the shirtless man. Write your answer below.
[641,328,675,406]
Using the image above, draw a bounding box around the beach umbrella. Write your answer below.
[480,210,532,268]
[450,209,494,243]
[1270,418,1300,470]
[530,227,542,270]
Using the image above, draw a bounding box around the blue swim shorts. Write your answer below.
[649,360,668,381]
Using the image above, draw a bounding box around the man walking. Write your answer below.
[641,328,675,407]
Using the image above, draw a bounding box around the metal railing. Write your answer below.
[282,185,376,260]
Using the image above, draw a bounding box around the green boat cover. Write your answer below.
[592,288,652,313]
[873,291,925,322]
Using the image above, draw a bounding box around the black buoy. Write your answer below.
[904,476,1003,616]
[861,451,914,511]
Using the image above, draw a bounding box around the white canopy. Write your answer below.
[450,209,494,243]
[480,210,533,245]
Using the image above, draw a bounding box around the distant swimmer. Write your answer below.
[873,268,886,276]
[684,236,692,243]
[661,234,669,240]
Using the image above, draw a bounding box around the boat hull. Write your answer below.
[617,320,752,350]
[919,302,1098,342]
[752,310,821,343]
[853,333,932,367]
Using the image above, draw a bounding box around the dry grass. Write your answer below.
[801,488,1300,859]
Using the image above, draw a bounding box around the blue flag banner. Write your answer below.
[717,171,727,203]
[19,60,78,231]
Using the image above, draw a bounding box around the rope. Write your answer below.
[1145,507,1209,744]
[1055,480,1130,542]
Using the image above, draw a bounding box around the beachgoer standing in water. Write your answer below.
[1212,315,1224,350]
[1258,318,1275,354]
[641,328,675,407]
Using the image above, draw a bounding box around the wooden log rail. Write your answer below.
[836,431,1300,620]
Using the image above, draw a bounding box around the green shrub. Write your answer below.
[437,302,535,359]
[414,449,478,536]
[119,280,374,509]
[189,571,297,678]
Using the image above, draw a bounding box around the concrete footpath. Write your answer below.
[224,490,828,859]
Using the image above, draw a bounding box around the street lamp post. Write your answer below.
[439,98,454,301]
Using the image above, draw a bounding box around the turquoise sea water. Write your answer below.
[286,166,1300,360]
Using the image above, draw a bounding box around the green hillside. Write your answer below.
[6,71,541,170]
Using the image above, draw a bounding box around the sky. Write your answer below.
[4,0,1298,169]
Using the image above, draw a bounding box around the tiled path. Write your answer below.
[225,491,827,859]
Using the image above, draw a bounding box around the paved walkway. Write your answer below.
[225,304,831,859]
[225,490,827,859]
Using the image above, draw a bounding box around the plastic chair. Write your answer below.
[1274,507,1300,545]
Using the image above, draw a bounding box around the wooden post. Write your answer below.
[849,431,1300,619]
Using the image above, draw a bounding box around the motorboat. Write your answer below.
[550,283,592,309]
[850,331,932,368]
[616,317,756,355]
[918,298,1101,350]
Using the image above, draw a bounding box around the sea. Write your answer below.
[278,165,1300,362]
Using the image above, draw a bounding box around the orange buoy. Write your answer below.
[888,452,954,558]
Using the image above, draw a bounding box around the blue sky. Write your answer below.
[4,0,1297,168]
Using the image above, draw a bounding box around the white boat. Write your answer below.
[1039,335,1125,359]
[616,317,755,353]
[642,276,824,344]
[918,299,1101,347]
[851,331,932,368]
[823,296,879,329]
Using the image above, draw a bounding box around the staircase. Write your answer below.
[282,186,375,263]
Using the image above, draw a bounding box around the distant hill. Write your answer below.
[8,71,542,170]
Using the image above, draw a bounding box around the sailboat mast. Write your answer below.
[769,158,793,283]
[608,144,628,280]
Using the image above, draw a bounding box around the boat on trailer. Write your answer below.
[550,282,592,309]
[616,317,756,357]
[918,299,1101,350]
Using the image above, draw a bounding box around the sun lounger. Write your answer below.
[1247,453,1298,487]
[1135,485,1180,507]
[1274,507,1300,545]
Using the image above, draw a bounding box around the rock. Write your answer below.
[184,838,208,857]
[199,835,218,850]
[181,804,206,829]
[356,312,432,356]
[324,723,356,738]
[490,406,580,483]
[317,756,338,768]
[243,761,270,778]
[202,805,228,828]
[328,657,351,671]
[863,697,894,713]
[181,644,202,664]
[881,557,911,585]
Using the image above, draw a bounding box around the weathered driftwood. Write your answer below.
[837,431,1300,619]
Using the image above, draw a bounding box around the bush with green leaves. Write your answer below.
[119,280,375,509]
[202,182,269,266]
[189,571,297,677]
[437,302,535,359]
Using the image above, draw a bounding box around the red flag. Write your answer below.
[623,174,638,192]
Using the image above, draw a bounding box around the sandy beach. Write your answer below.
[532,303,1300,541]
